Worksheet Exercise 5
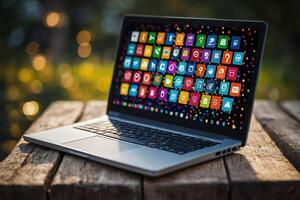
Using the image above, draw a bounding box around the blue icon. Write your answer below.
[230,36,241,49]
[206,35,217,48]
[205,79,216,93]
[232,52,244,65]
[194,79,205,92]
[174,76,184,89]
[171,47,181,59]
[177,62,187,75]
[205,65,216,78]
[148,59,158,71]
[131,57,140,69]
[165,33,175,45]
[157,60,168,74]
[222,97,234,112]
[219,82,230,95]
[186,63,196,76]
[127,43,136,55]
[129,84,138,96]
[123,56,132,69]
[211,50,222,63]
[169,89,179,102]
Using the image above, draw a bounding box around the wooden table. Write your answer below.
[0,100,299,200]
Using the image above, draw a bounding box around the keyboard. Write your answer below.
[74,120,219,154]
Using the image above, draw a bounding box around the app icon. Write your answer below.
[227,67,238,81]
[156,32,166,44]
[211,50,222,63]
[219,81,230,95]
[171,47,180,59]
[123,56,132,69]
[181,48,190,61]
[210,96,222,110]
[222,97,234,112]
[165,33,175,45]
[174,76,184,89]
[183,77,194,90]
[120,83,130,96]
[229,82,242,97]
[157,60,168,74]
[164,75,174,88]
[217,35,229,49]
[201,49,211,62]
[122,70,132,83]
[167,61,177,75]
[142,72,152,85]
[194,78,205,92]
[196,34,206,47]
[177,62,187,75]
[175,33,185,46]
[143,45,153,57]
[148,59,157,71]
[200,95,211,108]
[169,89,179,102]
[132,71,142,83]
[205,65,216,78]
[139,32,148,43]
[161,46,172,59]
[153,74,163,86]
[186,63,196,76]
[191,48,201,62]
[127,43,136,55]
[148,87,157,99]
[130,31,139,42]
[232,52,244,65]
[189,92,200,107]
[185,34,195,46]
[215,65,227,79]
[196,64,206,77]
[205,79,216,93]
[158,88,168,101]
[135,44,144,57]
[140,58,149,71]
[206,35,217,48]
[132,57,141,69]
[152,46,162,58]
[148,32,156,44]
[230,36,241,49]
[129,84,139,96]
[138,85,147,99]
[178,91,189,104]
[221,51,233,65]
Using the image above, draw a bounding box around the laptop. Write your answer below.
[24,15,267,176]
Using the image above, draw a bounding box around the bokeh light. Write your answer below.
[77,43,92,58]
[22,101,39,116]
[76,30,92,44]
[18,68,33,83]
[25,42,39,55]
[32,54,46,71]
[45,12,60,27]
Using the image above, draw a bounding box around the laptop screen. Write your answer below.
[108,16,266,142]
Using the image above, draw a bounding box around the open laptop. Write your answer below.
[24,15,267,176]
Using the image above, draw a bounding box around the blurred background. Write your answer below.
[0,0,299,160]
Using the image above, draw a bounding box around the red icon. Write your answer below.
[221,51,233,64]
[210,96,222,110]
[148,86,157,99]
[138,85,147,98]
[132,71,142,83]
[227,67,238,81]
[142,72,152,85]
[135,44,144,57]
[191,48,201,62]
[183,77,194,90]
[189,92,200,106]
[229,82,242,97]
[122,70,132,83]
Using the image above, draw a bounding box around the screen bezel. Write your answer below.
[107,15,267,145]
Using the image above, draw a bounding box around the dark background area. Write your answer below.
[0,0,299,160]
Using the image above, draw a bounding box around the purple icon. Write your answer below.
[167,61,177,75]
[158,88,168,101]
[180,48,190,61]
[201,49,211,63]
[185,34,195,46]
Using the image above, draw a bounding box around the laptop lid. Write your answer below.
[107,15,267,145]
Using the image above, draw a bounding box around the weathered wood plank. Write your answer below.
[50,101,142,200]
[254,100,300,171]
[0,101,84,200]
[280,100,300,122]
[224,116,300,200]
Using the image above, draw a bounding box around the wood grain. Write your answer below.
[49,101,142,200]
[280,100,300,122]
[0,101,84,200]
[254,100,300,171]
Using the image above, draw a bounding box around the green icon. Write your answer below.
[153,74,162,86]
[148,32,156,44]
[200,95,211,108]
[164,75,174,88]
[217,35,229,49]
[153,46,162,58]
[196,34,206,47]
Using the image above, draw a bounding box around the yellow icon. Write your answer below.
[139,32,148,43]
[175,33,185,46]
[161,46,172,59]
[178,91,189,104]
[120,83,129,95]
[143,45,153,57]
[140,58,149,71]
[156,32,166,44]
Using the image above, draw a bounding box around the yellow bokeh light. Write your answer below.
[22,101,39,116]
[26,42,39,55]
[32,54,46,71]
[18,68,33,83]
[77,43,92,58]
[46,12,60,27]
[76,30,92,44]
[30,80,43,94]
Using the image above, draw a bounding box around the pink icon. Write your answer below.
[227,67,238,81]
[167,61,177,75]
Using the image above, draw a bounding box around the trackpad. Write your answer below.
[64,136,140,156]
